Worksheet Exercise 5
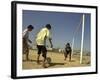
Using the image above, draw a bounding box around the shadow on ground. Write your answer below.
[49,62,65,67]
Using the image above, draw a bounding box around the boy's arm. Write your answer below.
[49,38,53,48]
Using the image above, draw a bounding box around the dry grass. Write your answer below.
[22,49,91,69]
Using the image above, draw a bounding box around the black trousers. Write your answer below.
[64,51,71,60]
[37,45,47,58]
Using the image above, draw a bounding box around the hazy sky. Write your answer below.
[22,10,91,52]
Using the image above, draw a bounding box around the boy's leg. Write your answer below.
[42,46,47,68]
[37,54,40,64]
[23,39,29,61]
[25,42,30,61]
[64,52,68,60]
[69,52,71,61]
[26,48,29,61]
[37,45,41,64]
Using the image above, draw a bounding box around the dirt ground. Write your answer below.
[22,50,90,69]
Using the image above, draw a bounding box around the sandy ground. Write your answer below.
[22,50,90,69]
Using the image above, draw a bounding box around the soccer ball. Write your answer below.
[44,57,51,67]
[46,57,51,64]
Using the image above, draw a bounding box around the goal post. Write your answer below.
[80,14,85,64]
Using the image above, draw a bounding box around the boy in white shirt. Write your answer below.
[36,24,53,68]
[23,25,34,61]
